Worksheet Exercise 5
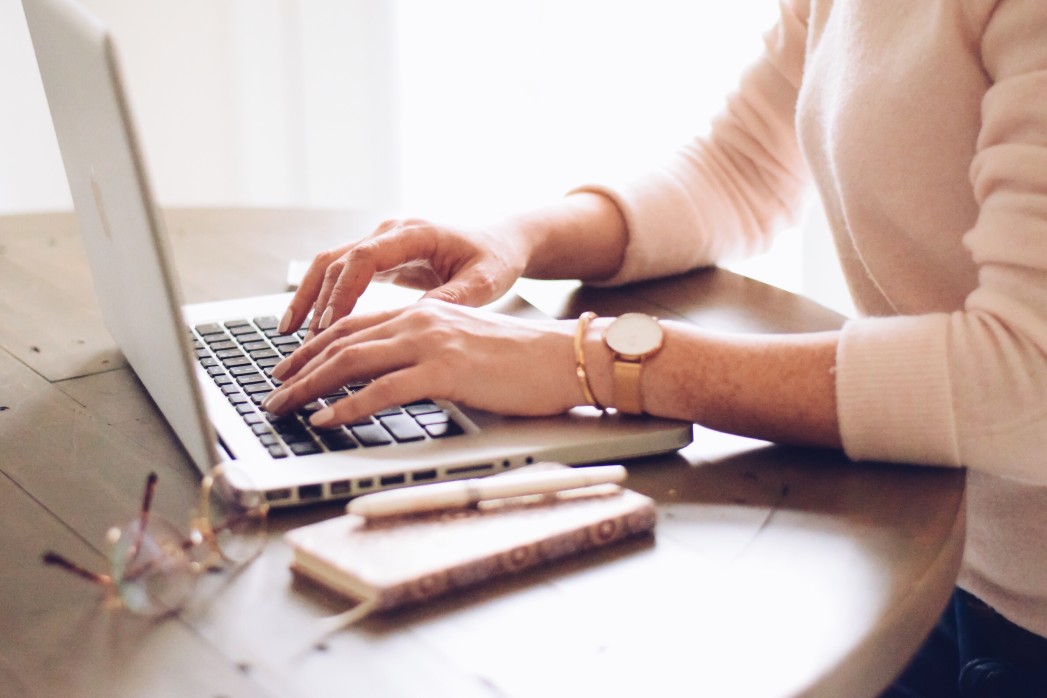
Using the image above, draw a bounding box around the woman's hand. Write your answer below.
[278,218,529,337]
[263,299,585,427]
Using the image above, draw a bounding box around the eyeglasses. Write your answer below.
[42,466,269,617]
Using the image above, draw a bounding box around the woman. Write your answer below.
[264,1,1047,693]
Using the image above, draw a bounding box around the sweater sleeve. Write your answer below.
[573,0,811,286]
[838,0,1047,483]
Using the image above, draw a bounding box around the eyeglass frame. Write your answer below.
[41,465,269,616]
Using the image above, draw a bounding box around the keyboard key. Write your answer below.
[405,401,441,416]
[352,423,394,447]
[235,332,265,346]
[254,316,279,330]
[379,414,427,443]
[290,441,322,456]
[414,410,449,426]
[195,323,225,336]
[346,415,375,427]
[425,419,464,439]
[300,401,323,415]
[317,427,358,451]
[267,444,288,458]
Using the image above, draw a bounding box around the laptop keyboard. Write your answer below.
[190,317,464,459]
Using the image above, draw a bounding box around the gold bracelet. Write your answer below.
[574,311,603,410]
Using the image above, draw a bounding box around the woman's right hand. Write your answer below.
[278,217,529,336]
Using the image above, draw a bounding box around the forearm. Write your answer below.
[582,318,842,449]
[508,192,629,283]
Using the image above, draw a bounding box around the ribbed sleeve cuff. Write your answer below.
[836,314,962,467]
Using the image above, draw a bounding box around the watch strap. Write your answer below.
[612,358,644,415]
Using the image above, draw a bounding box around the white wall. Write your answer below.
[2,0,397,212]
[4,0,779,215]
[2,0,70,211]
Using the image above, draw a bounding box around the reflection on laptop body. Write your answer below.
[23,0,693,507]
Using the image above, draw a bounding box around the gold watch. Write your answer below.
[602,313,664,415]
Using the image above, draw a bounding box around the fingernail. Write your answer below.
[277,308,293,334]
[310,406,336,428]
[270,358,291,381]
[318,306,334,330]
[263,390,288,413]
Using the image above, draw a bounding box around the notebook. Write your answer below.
[22,0,693,507]
[285,465,657,613]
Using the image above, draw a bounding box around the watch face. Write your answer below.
[604,313,664,357]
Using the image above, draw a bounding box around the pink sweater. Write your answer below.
[583,0,1047,637]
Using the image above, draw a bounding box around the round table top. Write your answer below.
[0,208,964,697]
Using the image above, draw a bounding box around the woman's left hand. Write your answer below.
[262,299,584,427]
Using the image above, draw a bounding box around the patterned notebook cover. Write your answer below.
[285,479,657,612]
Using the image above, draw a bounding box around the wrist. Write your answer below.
[579,314,673,416]
[517,192,627,281]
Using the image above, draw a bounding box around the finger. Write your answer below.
[278,245,353,334]
[310,366,437,428]
[265,331,409,416]
[317,230,441,325]
[300,220,406,334]
[272,307,404,383]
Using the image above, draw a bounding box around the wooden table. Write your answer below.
[0,209,965,698]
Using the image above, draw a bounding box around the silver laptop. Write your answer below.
[23,0,693,507]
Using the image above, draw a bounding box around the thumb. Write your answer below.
[420,268,503,307]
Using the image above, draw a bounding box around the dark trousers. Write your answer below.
[883,589,1047,698]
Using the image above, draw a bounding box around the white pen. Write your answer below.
[346,464,628,518]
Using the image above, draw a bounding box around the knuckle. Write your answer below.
[361,375,400,407]
[322,337,355,364]
[400,217,430,229]
[322,258,346,283]
[345,243,377,267]
[376,218,400,230]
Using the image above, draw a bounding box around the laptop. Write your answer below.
[22,0,693,507]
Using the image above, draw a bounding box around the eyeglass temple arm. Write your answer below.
[127,472,160,563]
[140,472,158,519]
[41,551,112,586]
